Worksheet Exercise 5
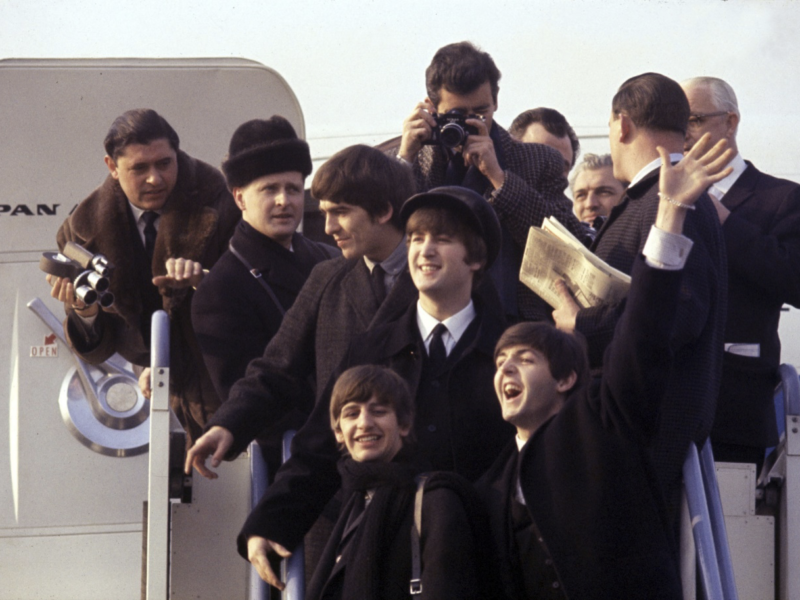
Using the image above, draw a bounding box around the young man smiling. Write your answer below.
[478,137,733,600]
[271,364,490,600]
[237,186,513,591]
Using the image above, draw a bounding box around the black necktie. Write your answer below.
[428,323,448,373]
[370,264,386,304]
[142,211,158,260]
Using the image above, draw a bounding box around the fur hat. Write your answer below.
[222,116,312,189]
[399,185,502,269]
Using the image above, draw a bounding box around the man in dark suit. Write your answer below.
[191,116,338,475]
[185,144,417,475]
[552,73,728,495]
[682,77,800,470]
[480,145,731,600]
[397,41,589,323]
[240,186,514,592]
[47,109,240,444]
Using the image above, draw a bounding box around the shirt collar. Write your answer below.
[629,153,684,189]
[128,202,162,222]
[709,153,747,199]
[515,434,527,452]
[363,235,407,276]
[416,299,476,348]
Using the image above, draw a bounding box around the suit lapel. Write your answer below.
[721,163,757,212]
[343,259,381,329]
[370,269,417,328]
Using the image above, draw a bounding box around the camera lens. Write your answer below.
[440,123,467,148]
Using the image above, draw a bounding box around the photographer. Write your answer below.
[47,109,240,445]
[397,41,590,323]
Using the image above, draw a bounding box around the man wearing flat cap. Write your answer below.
[191,116,338,475]
[239,186,513,591]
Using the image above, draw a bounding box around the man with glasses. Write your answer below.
[682,77,800,471]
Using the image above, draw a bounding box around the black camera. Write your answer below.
[424,110,482,149]
[40,242,115,308]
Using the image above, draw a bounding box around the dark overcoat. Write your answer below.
[306,462,488,600]
[57,150,240,442]
[191,220,338,468]
[191,220,338,403]
[236,296,514,554]
[575,167,727,490]
[478,258,685,600]
[712,162,800,449]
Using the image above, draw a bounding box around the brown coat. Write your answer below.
[57,150,240,442]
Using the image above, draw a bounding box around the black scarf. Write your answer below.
[306,448,426,600]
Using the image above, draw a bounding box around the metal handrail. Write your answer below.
[699,440,739,600]
[249,442,270,600]
[146,310,171,600]
[683,443,725,600]
[281,430,305,600]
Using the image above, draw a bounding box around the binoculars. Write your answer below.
[40,242,115,308]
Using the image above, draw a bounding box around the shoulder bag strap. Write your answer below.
[228,242,286,317]
[410,473,429,596]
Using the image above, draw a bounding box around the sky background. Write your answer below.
[2,0,800,179]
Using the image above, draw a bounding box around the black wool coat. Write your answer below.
[192,221,338,403]
[478,258,685,600]
[191,221,338,468]
[711,162,800,449]
[575,167,727,491]
[306,456,491,600]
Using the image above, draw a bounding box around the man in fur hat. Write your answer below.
[47,108,240,444]
[191,116,338,476]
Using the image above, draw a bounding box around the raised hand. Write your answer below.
[656,133,733,234]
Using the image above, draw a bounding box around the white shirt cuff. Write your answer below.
[642,225,693,270]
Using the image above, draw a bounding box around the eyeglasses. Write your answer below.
[688,111,729,129]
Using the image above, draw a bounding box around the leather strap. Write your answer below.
[228,242,286,316]
[410,473,429,595]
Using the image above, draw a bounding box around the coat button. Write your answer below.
[427,424,437,432]
[431,381,440,389]
[552,582,560,589]
[545,558,553,566]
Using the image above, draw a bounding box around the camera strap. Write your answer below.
[228,242,286,316]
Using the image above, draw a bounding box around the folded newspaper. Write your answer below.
[520,217,631,309]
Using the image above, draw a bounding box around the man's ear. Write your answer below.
[334,429,345,444]
[375,204,394,226]
[467,259,485,274]
[104,155,119,180]
[232,188,247,212]
[725,112,740,139]
[618,113,633,143]
[555,370,578,394]
[399,424,412,439]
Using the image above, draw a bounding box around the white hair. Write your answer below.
[683,76,739,116]
[569,153,616,193]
